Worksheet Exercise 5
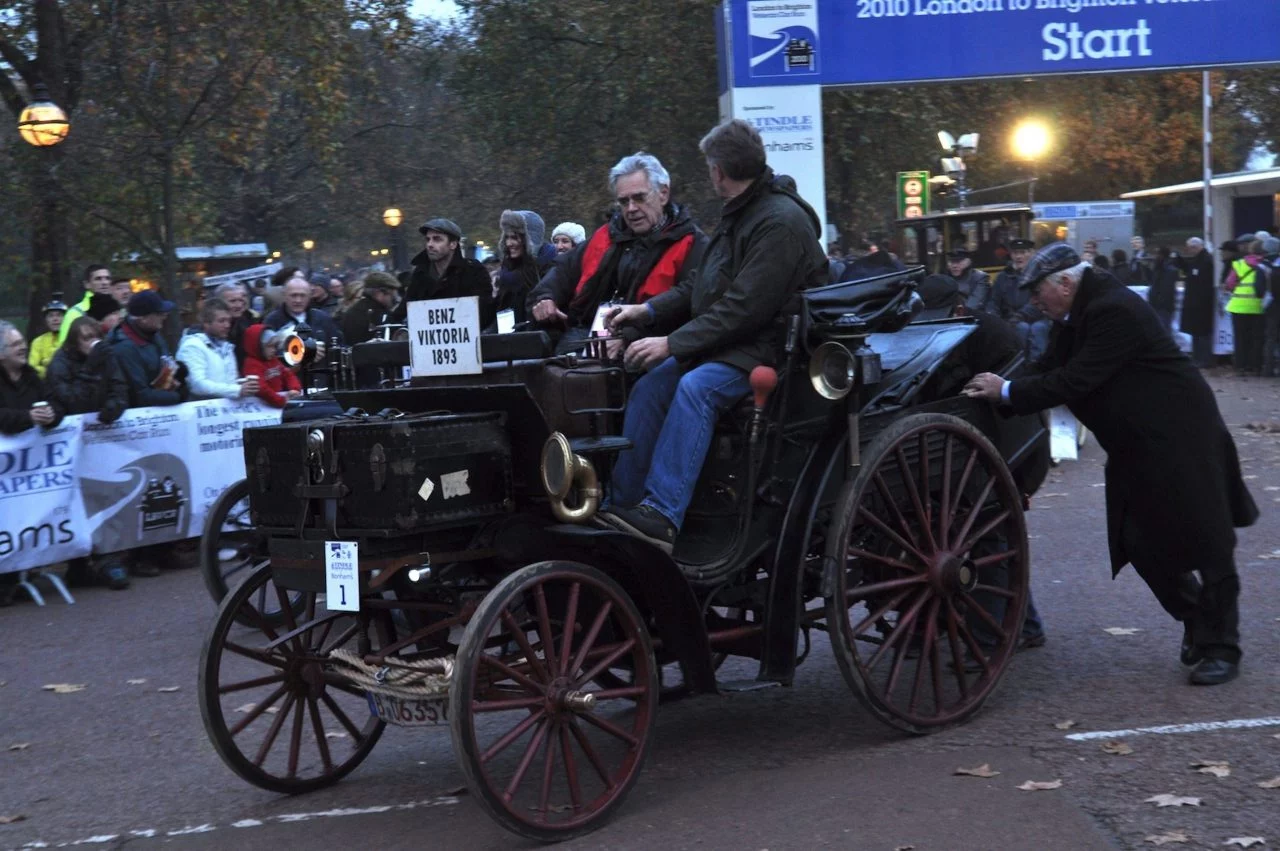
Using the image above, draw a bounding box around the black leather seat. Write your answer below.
[803,266,925,335]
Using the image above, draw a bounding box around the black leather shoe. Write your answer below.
[1180,622,1202,667]
[1188,658,1239,686]
[596,505,676,555]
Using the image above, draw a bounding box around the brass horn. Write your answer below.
[540,432,601,523]
[808,341,857,400]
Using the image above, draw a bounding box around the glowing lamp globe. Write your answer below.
[18,95,70,147]
[382,207,403,228]
[1011,120,1051,162]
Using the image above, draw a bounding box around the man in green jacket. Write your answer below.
[59,264,114,343]
[599,119,827,553]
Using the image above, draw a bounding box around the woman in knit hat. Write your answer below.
[494,209,556,326]
[551,221,587,254]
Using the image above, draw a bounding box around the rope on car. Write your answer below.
[327,649,454,698]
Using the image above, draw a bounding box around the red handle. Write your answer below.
[750,366,778,411]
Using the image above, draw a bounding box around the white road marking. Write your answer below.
[17,795,461,849]
[1066,716,1280,741]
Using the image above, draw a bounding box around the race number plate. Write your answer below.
[365,692,450,728]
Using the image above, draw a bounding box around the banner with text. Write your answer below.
[0,399,280,574]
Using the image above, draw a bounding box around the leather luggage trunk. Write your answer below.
[244,411,512,535]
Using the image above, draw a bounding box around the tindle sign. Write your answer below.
[721,0,1280,89]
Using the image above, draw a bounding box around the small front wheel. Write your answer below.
[451,561,658,842]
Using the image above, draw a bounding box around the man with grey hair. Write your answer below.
[1176,236,1216,367]
[963,243,1257,686]
[528,151,706,355]
[213,282,257,365]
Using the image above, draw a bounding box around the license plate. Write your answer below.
[365,691,450,727]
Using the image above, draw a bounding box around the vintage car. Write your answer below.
[895,203,1035,277]
[197,267,1046,842]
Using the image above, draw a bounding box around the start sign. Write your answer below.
[407,296,483,377]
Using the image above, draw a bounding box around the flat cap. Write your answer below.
[419,217,462,240]
[1009,238,1035,250]
[1019,242,1080,290]
[362,270,401,291]
[946,248,970,259]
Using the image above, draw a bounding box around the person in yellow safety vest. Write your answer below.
[1223,238,1268,375]
[27,299,67,378]
[59,264,115,343]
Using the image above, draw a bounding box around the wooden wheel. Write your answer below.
[450,561,658,842]
[824,413,1029,734]
[199,479,302,627]
[199,563,386,794]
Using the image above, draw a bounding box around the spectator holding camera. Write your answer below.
[46,316,129,425]
[177,297,259,400]
[1,319,64,435]
[240,324,301,407]
[107,290,187,408]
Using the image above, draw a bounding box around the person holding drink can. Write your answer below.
[1,319,64,435]
[177,297,259,400]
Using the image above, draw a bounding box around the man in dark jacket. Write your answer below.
[107,290,187,408]
[527,152,707,355]
[394,218,493,328]
[1,320,64,434]
[343,271,401,346]
[599,119,827,553]
[1175,237,1217,367]
[990,238,1051,360]
[944,248,991,312]
[263,277,344,345]
[963,243,1257,686]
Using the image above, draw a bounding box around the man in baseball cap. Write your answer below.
[107,290,185,408]
[397,216,492,327]
[965,242,1257,686]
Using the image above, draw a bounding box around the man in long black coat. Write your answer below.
[1175,237,1217,367]
[964,243,1257,686]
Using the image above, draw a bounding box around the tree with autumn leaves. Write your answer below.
[2,0,1280,333]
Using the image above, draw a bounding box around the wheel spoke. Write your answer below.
[480,709,546,765]
[286,693,306,778]
[500,609,551,684]
[882,630,910,697]
[218,672,286,695]
[320,691,368,742]
[559,723,583,813]
[865,590,930,671]
[947,598,993,676]
[848,586,918,639]
[872,471,918,549]
[943,446,979,546]
[972,583,1017,599]
[252,692,296,767]
[907,598,940,715]
[574,638,637,689]
[502,718,551,802]
[939,434,954,544]
[844,574,927,603]
[956,509,1012,559]
[480,652,547,696]
[957,591,1008,641]
[472,695,545,713]
[856,505,930,566]
[585,686,647,702]
[533,583,559,679]
[895,443,936,552]
[307,697,334,775]
[228,683,289,737]
[577,709,640,748]
[950,477,995,552]
[847,547,918,574]
[928,603,946,713]
[275,583,304,654]
[536,719,558,823]
[972,549,1017,568]
[569,601,614,678]
[223,640,284,668]
[568,718,613,788]
[318,619,362,657]
[558,582,581,677]
[321,674,370,699]
[944,603,971,698]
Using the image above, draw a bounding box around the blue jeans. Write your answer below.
[1015,318,1052,363]
[610,357,750,529]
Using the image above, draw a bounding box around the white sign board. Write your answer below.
[407,296,483,377]
[1048,406,1079,463]
[203,262,282,289]
[325,541,359,612]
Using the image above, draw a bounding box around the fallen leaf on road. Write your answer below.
[41,683,85,694]
[0,814,26,825]
[1243,475,1259,480]
[1224,839,1265,848]
[1146,793,1202,808]
[1054,719,1077,730]
[1103,627,1142,636]
[894,846,916,851]
[1038,492,1069,498]
[1192,760,1230,778]
[1145,832,1190,846]
[7,743,30,752]
[954,764,1000,778]
[1102,740,1134,755]
[1017,779,1062,791]
[234,703,256,713]
[1257,777,1280,789]
[1264,486,1280,492]
[324,732,348,740]
[1258,552,1280,559]
[1091,483,1107,487]
[157,686,181,693]
[127,678,147,685]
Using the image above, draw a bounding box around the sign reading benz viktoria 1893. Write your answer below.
[726,0,1280,88]
[408,296,484,378]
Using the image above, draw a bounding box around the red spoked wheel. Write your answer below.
[824,413,1029,734]
[450,561,658,842]
[199,563,388,793]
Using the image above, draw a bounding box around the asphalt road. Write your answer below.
[2,373,1279,851]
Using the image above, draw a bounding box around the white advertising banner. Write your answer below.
[0,399,281,574]
[726,83,827,247]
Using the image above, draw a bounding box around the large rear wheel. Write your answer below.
[825,413,1029,734]
[450,561,658,842]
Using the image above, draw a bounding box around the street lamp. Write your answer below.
[1011,119,1052,206]
[937,131,979,207]
[301,239,315,274]
[17,84,70,147]
[382,207,405,271]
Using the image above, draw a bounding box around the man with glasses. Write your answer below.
[528,151,706,356]
[962,243,1257,686]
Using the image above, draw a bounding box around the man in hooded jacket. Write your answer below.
[599,119,827,553]
[528,151,706,355]
[963,243,1257,686]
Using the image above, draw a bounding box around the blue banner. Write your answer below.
[723,0,1280,89]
